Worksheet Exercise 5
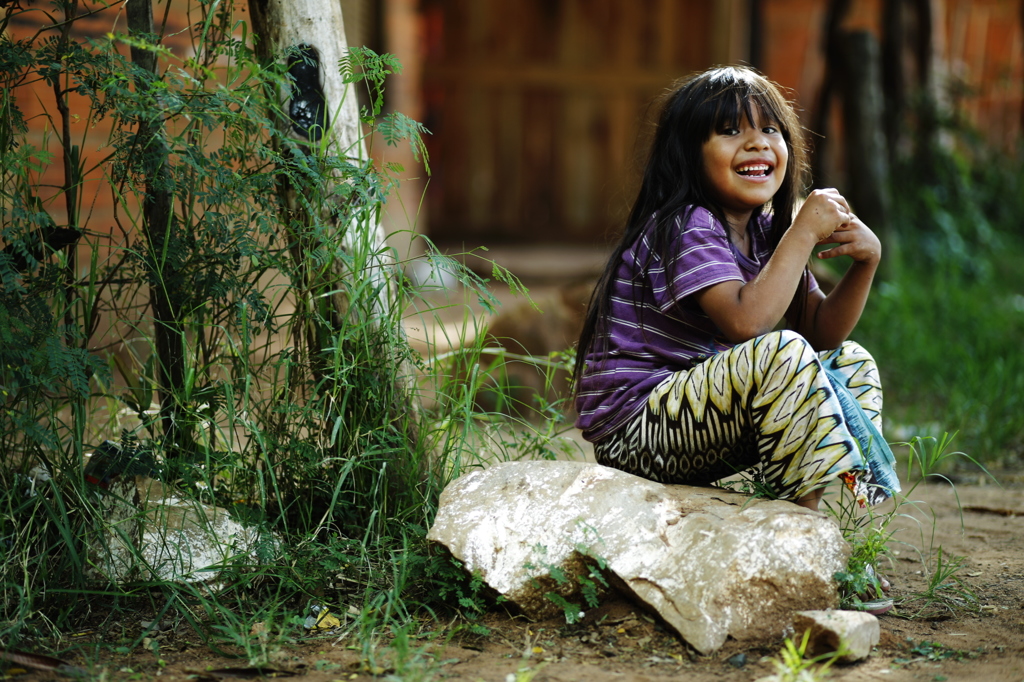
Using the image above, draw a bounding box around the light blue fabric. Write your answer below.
[823,365,901,500]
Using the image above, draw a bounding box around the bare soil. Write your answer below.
[7,476,1024,682]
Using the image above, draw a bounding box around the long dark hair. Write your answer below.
[573,66,809,392]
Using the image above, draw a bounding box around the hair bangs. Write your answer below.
[699,69,792,140]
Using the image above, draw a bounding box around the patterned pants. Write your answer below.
[592,330,886,503]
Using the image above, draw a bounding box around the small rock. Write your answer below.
[140,495,267,583]
[140,620,171,632]
[727,652,747,668]
[86,477,276,585]
[792,610,880,662]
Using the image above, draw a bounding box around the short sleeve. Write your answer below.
[806,266,821,294]
[645,207,745,313]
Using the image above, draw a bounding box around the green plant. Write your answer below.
[207,609,299,667]
[378,623,449,682]
[903,433,995,487]
[525,542,610,625]
[0,0,570,662]
[900,547,977,618]
[854,116,1024,464]
[894,638,982,665]
[830,505,895,610]
[767,629,846,682]
[420,556,495,636]
[826,429,990,613]
[824,464,906,612]
[506,661,549,682]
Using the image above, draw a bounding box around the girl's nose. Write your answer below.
[745,131,770,150]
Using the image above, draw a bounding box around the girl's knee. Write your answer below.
[758,329,817,359]
[840,339,876,363]
[823,339,879,369]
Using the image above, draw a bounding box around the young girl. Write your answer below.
[573,66,900,512]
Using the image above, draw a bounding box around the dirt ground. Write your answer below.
[8,276,1024,681]
[6,475,1024,682]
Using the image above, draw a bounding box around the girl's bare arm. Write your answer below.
[695,189,855,342]
[796,216,881,350]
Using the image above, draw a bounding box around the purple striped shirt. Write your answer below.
[574,206,818,441]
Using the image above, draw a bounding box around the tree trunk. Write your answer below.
[909,0,940,179]
[882,0,940,177]
[248,0,392,345]
[838,30,891,244]
[247,0,419,447]
[126,0,190,453]
[810,0,851,188]
[881,0,906,169]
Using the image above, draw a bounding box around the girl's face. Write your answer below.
[701,105,788,229]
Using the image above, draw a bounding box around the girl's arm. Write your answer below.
[695,188,855,342]
[794,216,881,349]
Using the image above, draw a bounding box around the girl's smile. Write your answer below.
[702,107,788,229]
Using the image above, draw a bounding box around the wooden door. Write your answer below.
[420,0,714,246]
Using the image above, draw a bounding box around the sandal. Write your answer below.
[856,598,894,616]
[853,565,893,615]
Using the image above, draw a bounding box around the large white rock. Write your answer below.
[427,461,850,654]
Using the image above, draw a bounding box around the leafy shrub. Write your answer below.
[0,0,538,651]
[852,106,1024,465]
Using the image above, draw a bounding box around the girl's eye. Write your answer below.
[763,126,779,134]
[721,127,739,136]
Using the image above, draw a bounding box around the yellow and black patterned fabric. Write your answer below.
[592,330,895,505]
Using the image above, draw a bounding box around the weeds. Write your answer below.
[903,433,997,499]
[208,609,298,667]
[525,541,610,625]
[830,505,896,611]
[766,629,846,682]
[854,132,1024,465]
[0,0,559,661]
[421,556,496,636]
[827,431,988,615]
[899,547,977,618]
[894,638,983,665]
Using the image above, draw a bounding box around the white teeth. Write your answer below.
[737,164,770,174]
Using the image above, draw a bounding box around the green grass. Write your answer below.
[852,215,1024,467]
[768,628,845,682]
[0,0,547,663]
[2,0,1024,667]
[826,429,985,615]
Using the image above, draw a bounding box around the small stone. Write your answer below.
[727,652,747,668]
[792,610,880,662]
[86,477,276,585]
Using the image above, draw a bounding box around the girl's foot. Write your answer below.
[853,565,893,614]
[865,564,891,594]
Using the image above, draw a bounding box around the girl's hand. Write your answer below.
[791,188,854,243]
[816,214,882,265]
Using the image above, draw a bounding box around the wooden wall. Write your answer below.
[5,0,1022,251]
[420,0,1024,248]
[762,0,1024,155]
[942,0,1024,149]
[419,0,716,246]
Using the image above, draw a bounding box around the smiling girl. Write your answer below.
[573,66,900,512]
